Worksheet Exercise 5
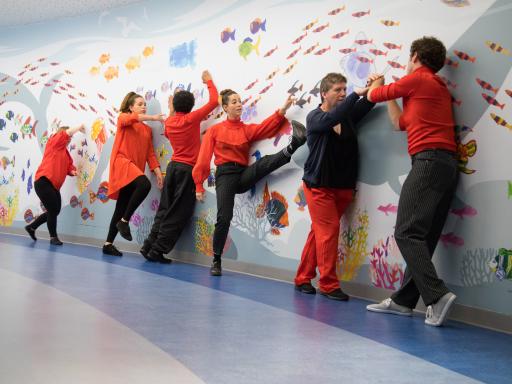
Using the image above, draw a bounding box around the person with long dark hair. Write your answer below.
[102,92,164,256]
[193,90,306,276]
[25,124,85,245]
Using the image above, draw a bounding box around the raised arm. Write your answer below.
[187,71,219,123]
[244,95,293,141]
[307,92,360,134]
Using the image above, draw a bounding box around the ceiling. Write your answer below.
[1,0,144,27]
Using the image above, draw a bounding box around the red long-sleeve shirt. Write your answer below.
[165,80,218,166]
[108,113,159,199]
[193,111,287,193]
[370,66,456,155]
[35,130,76,190]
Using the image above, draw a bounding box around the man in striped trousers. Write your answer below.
[366,36,458,327]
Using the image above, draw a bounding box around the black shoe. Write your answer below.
[102,244,123,256]
[295,283,316,294]
[146,250,172,264]
[50,237,63,246]
[288,120,307,152]
[320,288,349,301]
[210,259,222,276]
[116,220,132,241]
[25,225,37,241]
[140,242,151,260]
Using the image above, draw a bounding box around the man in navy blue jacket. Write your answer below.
[294,72,376,301]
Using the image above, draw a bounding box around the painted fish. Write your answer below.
[70,195,83,208]
[125,56,141,72]
[489,248,512,281]
[104,66,119,81]
[5,110,14,120]
[89,181,109,203]
[27,174,33,194]
[239,36,261,60]
[250,18,266,34]
[294,186,307,211]
[481,93,505,109]
[256,183,289,235]
[151,198,160,211]
[439,232,464,247]
[352,10,370,18]
[81,207,95,220]
[264,46,278,57]
[331,29,350,39]
[130,212,143,227]
[450,205,477,219]
[0,155,15,170]
[142,46,154,57]
[221,28,236,43]
[380,20,400,26]
[24,209,34,223]
[377,203,398,216]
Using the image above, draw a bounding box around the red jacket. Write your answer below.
[35,130,76,190]
[193,111,287,193]
[370,66,456,155]
[108,113,159,199]
[165,80,218,166]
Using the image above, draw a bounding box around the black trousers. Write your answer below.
[391,149,459,307]
[106,175,151,243]
[213,150,290,256]
[29,177,61,237]
[143,162,196,254]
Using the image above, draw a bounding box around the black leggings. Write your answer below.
[213,150,290,256]
[106,175,151,243]
[29,177,61,238]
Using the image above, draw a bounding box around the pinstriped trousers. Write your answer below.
[391,149,459,308]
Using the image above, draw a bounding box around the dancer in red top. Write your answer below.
[366,36,458,327]
[193,89,307,275]
[25,124,85,245]
[102,92,164,256]
[140,70,219,263]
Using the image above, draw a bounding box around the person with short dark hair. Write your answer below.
[140,70,219,263]
[25,124,85,245]
[102,92,164,256]
[192,90,307,276]
[293,72,375,301]
[366,36,458,327]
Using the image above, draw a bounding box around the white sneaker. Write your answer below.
[425,292,457,327]
[366,298,413,316]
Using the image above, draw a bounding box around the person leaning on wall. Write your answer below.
[192,89,307,276]
[140,70,219,264]
[366,36,459,327]
[102,92,164,257]
[292,72,376,301]
[25,124,85,245]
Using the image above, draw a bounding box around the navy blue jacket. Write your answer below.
[303,92,375,189]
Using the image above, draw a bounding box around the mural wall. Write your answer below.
[1,0,511,316]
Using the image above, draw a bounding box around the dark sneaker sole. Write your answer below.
[294,285,316,294]
[320,291,349,301]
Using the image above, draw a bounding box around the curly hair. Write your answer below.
[173,90,195,113]
[410,36,447,73]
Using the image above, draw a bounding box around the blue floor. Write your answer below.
[0,232,510,384]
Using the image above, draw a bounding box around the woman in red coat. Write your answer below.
[25,124,85,245]
[193,89,306,275]
[102,92,164,256]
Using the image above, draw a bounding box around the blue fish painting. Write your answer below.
[169,40,197,68]
[27,174,33,195]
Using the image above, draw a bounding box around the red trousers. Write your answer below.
[294,183,353,293]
